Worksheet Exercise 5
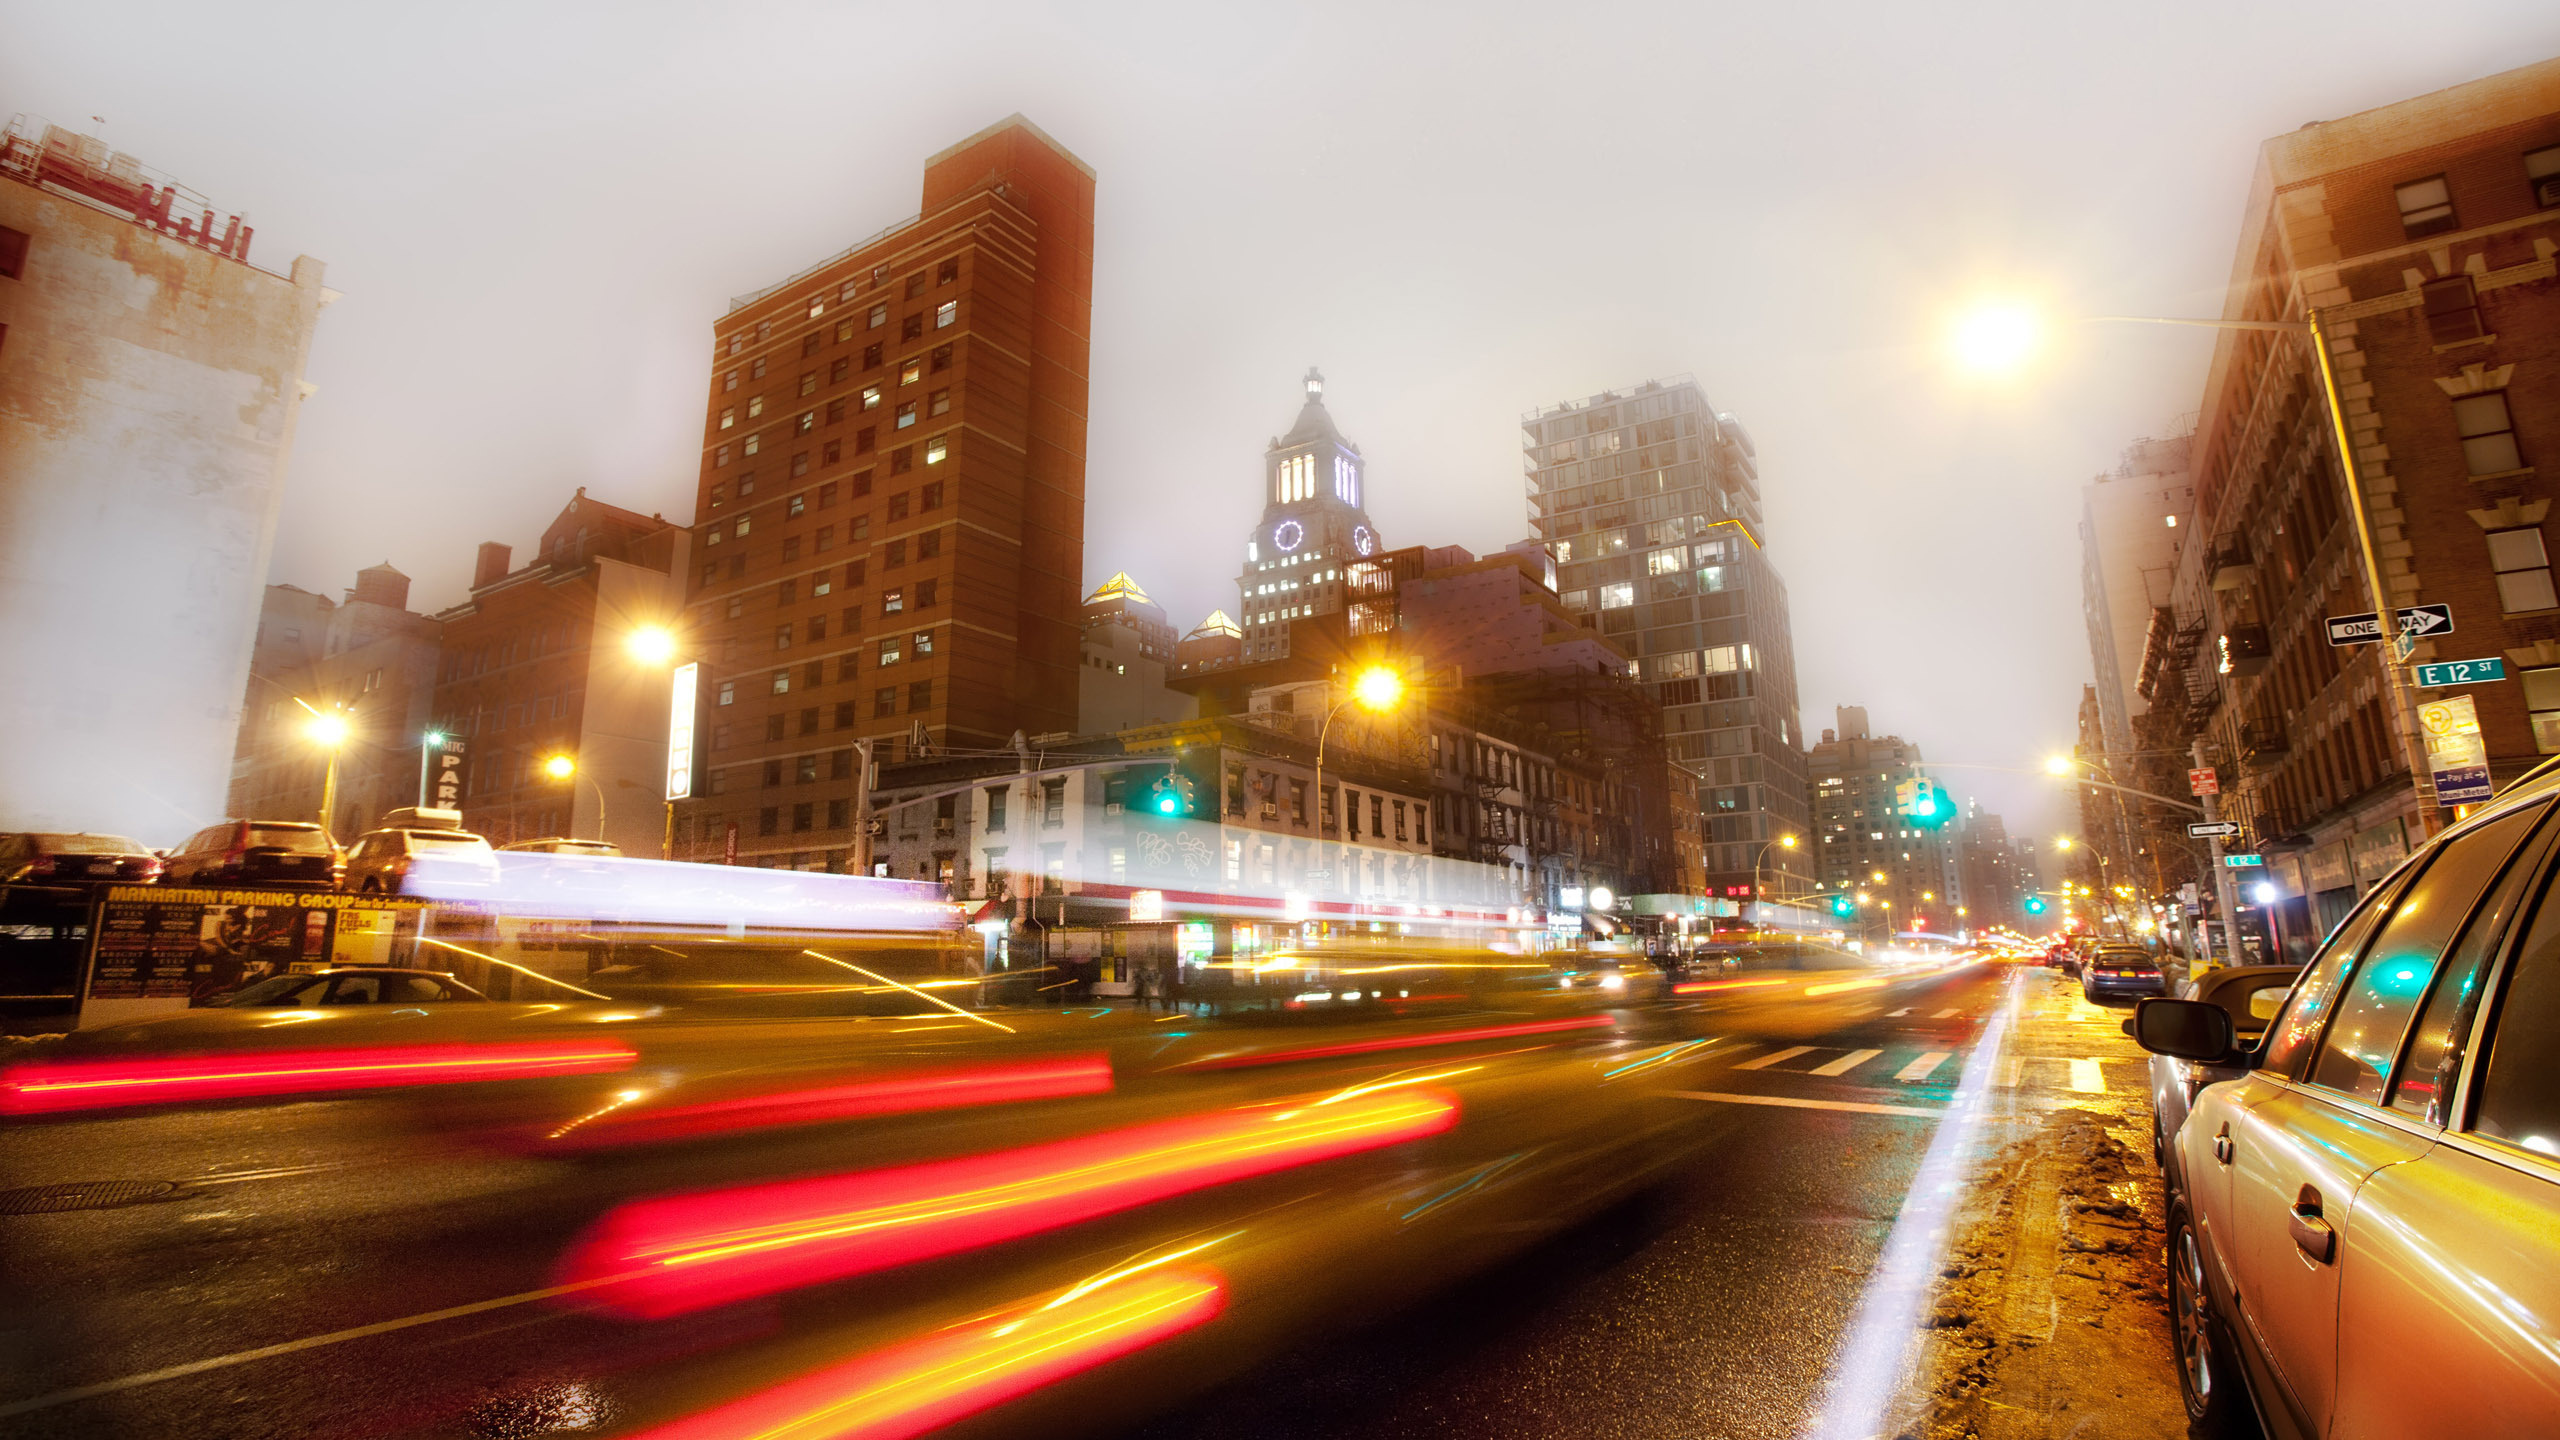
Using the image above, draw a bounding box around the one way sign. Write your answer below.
[2327,604,2454,647]
[2187,820,2242,839]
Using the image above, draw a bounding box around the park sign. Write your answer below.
[2326,604,2453,647]
[2411,657,2507,688]
[2419,695,2495,805]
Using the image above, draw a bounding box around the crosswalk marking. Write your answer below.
[1887,1008,1913,1017]
[2001,1057,2024,1088]
[2069,1058,2106,1093]
[1811,1048,1882,1077]
[1933,1008,1961,1019]
[1733,1045,1814,1071]
[1897,1051,1953,1083]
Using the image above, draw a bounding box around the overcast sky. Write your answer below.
[11,1,2558,839]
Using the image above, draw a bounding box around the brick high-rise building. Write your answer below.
[1523,376,1809,902]
[2138,60,2560,942]
[674,116,1095,869]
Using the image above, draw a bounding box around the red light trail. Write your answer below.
[0,1041,640,1116]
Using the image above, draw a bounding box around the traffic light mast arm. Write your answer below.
[2057,775,2207,816]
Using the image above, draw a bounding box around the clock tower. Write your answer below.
[1236,368,1382,661]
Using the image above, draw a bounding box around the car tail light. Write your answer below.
[27,856,54,877]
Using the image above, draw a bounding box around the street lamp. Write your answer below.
[1959,301,2439,836]
[1749,834,1799,928]
[541,753,606,840]
[1313,663,1408,864]
[626,624,678,666]
[303,706,350,836]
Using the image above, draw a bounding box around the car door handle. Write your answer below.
[2290,1185,2336,1264]
[2212,1122,2233,1165]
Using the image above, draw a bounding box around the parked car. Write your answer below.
[343,820,499,895]
[162,819,341,889]
[2130,763,2560,1438]
[209,967,489,1007]
[2138,963,2302,1174]
[0,832,161,887]
[2082,945,2169,1002]
[500,837,622,857]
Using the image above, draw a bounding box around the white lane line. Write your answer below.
[2001,1057,2024,1087]
[1673,1090,1943,1119]
[1887,1008,1913,1018]
[2069,1058,2106,1093]
[1811,1048,1883,1077]
[1897,1051,1953,1083]
[1732,1045,1815,1071]
[1933,1008,1961,1019]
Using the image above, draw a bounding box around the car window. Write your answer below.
[2308,804,2544,1103]
[2261,870,2408,1076]
[407,833,488,852]
[248,825,331,852]
[381,974,453,1003]
[2244,985,2289,1023]
[216,973,329,1007]
[2387,819,2551,1124]
[2472,866,2560,1159]
[325,974,383,1004]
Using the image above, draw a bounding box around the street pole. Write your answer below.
[852,737,876,876]
[2192,736,2240,970]
[416,738,432,811]
[319,750,340,839]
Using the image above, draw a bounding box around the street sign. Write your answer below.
[2419,694,2495,804]
[2326,604,2454,647]
[2223,854,2264,867]
[1128,889,1166,922]
[2189,768,2220,796]
[2411,657,2508,687]
[2187,821,2242,839]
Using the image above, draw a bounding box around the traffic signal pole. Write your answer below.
[2194,737,2240,970]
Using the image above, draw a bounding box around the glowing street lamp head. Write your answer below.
[1350,665,1404,713]
[1949,301,2041,373]
[304,712,350,749]
[626,625,679,666]
[2054,836,2075,851]
[2044,755,2077,776]
[542,754,577,781]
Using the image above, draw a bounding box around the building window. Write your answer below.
[2456,392,2524,475]
[758,807,779,837]
[801,332,821,358]
[914,630,933,656]
[889,492,911,521]
[2530,145,2560,208]
[716,444,731,467]
[2488,527,2558,613]
[751,354,767,377]
[879,638,904,666]
[788,492,806,517]
[934,301,956,328]
[925,436,948,465]
[864,342,884,368]
[718,680,736,706]
[2395,175,2456,236]
[883,588,905,614]
[928,388,951,418]
[719,406,735,430]
[916,531,940,559]
[822,439,841,467]
[861,384,881,411]
[895,402,916,430]
[874,686,898,717]
[936,258,959,285]
[902,313,924,340]
[856,427,877,455]
[930,344,952,373]
[774,624,792,650]
[891,446,913,475]
[743,434,760,456]
[2526,668,2560,753]
[919,481,943,511]
[909,679,933,710]
[796,411,815,435]
[900,358,923,386]
[747,396,765,419]
[1599,582,1634,609]
[2422,276,2484,345]
[799,371,818,397]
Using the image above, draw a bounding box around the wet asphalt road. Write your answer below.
[0,962,2025,1440]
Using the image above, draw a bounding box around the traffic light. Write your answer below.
[1146,770,1199,818]
[2024,895,2048,915]
[1830,894,1855,917]
[1906,779,1954,829]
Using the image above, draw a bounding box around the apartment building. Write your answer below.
[674,115,1095,868]
[229,566,442,837]
[2080,432,2197,756]
[2142,59,2560,940]
[1807,708,1961,934]
[1524,377,1808,898]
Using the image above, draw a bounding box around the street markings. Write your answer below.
[1932,1008,1961,1019]
[1810,1048,1882,1077]
[2001,1058,2024,1088]
[2069,1058,2106,1093]
[1672,1090,1943,1119]
[1732,1045,1814,1071]
[1896,1051,1952,1083]
[1886,1007,1913,1018]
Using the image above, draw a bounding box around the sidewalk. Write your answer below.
[1907,967,2194,1440]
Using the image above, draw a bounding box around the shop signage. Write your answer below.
[2418,695,2495,804]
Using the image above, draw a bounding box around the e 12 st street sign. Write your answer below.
[2222,853,2265,867]
[2411,657,2507,687]
[2326,604,2454,647]
[2187,821,2242,839]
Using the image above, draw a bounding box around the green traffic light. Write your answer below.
[2024,896,2048,915]
[1155,792,1181,815]
[1830,896,1854,916]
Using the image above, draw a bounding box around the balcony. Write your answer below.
[2242,719,2291,766]
[2217,624,2272,678]
[2209,533,2256,592]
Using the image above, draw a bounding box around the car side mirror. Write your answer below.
[2130,997,2236,1063]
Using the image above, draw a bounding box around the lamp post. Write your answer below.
[303,706,351,838]
[1750,833,1799,930]
[2045,752,2233,966]
[542,754,606,840]
[1312,664,1407,901]
[1958,303,2441,840]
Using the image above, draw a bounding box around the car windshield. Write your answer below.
[407,833,489,852]
[210,973,329,1007]
[246,825,333,852]
[31,834,145,855]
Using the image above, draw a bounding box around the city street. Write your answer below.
[0,958,2180,1440]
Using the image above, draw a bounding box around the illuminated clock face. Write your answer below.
[1273,519,1305,553]
[1352,525,1376,556]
